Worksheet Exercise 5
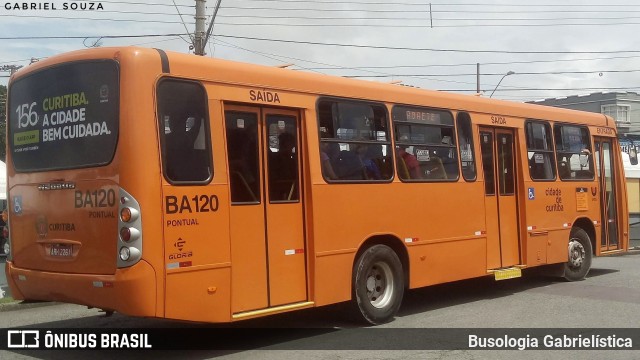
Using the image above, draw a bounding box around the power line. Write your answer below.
[216,34,640,54]
[218,5,640,14]
[219,6,424,13]
[82,9,193,17]
[0,14,191,24]
[88,0,194,7]
[212,39,485,87]
[428,10,640,14]
[216,14,640,21]
[0,58,36,65]
[0,33,189,40]
[443,87,640,92]
[224,0,640,6]
[213,20,640,27]
[221,0,433,5]
[4,33,638,57]
[301,55,640,70]
[344,69,640,78]
[213,39,324,74]
[305,57,640,70]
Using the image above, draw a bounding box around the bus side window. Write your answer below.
[157,79,213,184]
[554,124,594,181]
[526,121,556,181]
[456,112,476,181]
[317,99,392,182]
[392,105,459,182]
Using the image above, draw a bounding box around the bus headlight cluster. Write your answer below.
[117,188,143,267]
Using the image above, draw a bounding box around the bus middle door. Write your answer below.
[224,105,308,315]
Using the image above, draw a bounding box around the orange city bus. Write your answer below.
[4,47,628,324]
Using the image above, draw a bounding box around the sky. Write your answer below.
[2,0,640,102]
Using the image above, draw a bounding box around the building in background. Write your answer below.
[530,92,640,248]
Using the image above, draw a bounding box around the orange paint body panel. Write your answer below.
[4,47,628,324]
[229,205,269,313]
[7,260,156,316]
[10,181,118,275]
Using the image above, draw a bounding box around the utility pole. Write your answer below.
[194,0,207,55]
[1,65,22,77]
[1,65,22,74]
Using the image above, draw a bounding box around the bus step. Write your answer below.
[489,267,522,281]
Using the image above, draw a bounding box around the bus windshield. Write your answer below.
[8,60,119,172]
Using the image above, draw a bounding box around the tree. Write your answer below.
[0,84,6,160]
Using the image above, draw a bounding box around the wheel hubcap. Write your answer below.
[568,239,585,268]
[365,261,394,309]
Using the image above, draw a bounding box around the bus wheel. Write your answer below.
[352,244,404,325]
[0,238,7,256]
[563,228,593,281]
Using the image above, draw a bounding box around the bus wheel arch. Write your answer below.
[572,217,596,255]
[564,220,594,281]
[351,235,408,325]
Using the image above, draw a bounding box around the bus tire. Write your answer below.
[0,238,7,256]
[352,244,404,325]
[563,227,592,281]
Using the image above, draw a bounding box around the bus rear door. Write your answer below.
[480,128,521,269]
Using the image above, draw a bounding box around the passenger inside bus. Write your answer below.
[355,143,381,180]
[320,141,339,180]
[396,146,421,179]
[333,146,366,180]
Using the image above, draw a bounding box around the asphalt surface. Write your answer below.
[0,251,639,359]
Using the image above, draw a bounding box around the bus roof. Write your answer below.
[12,47,612,129]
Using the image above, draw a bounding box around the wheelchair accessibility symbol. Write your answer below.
[13,195,23,215]
[528,188,535,200]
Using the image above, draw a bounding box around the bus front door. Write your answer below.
[594,138,620,251]
[480,128,521,269]
[224,105,307,314]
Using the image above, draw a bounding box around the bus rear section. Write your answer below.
[5,58,156,316]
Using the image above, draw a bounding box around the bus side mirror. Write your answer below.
[630,148,638,166]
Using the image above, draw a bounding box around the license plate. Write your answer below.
[50,244,73,257]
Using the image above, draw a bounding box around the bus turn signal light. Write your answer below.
[120,208,132,222]
[120,207,139,223]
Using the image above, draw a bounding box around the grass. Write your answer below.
[0,296,15,304]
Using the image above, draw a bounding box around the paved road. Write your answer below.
[1,252,640,359]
